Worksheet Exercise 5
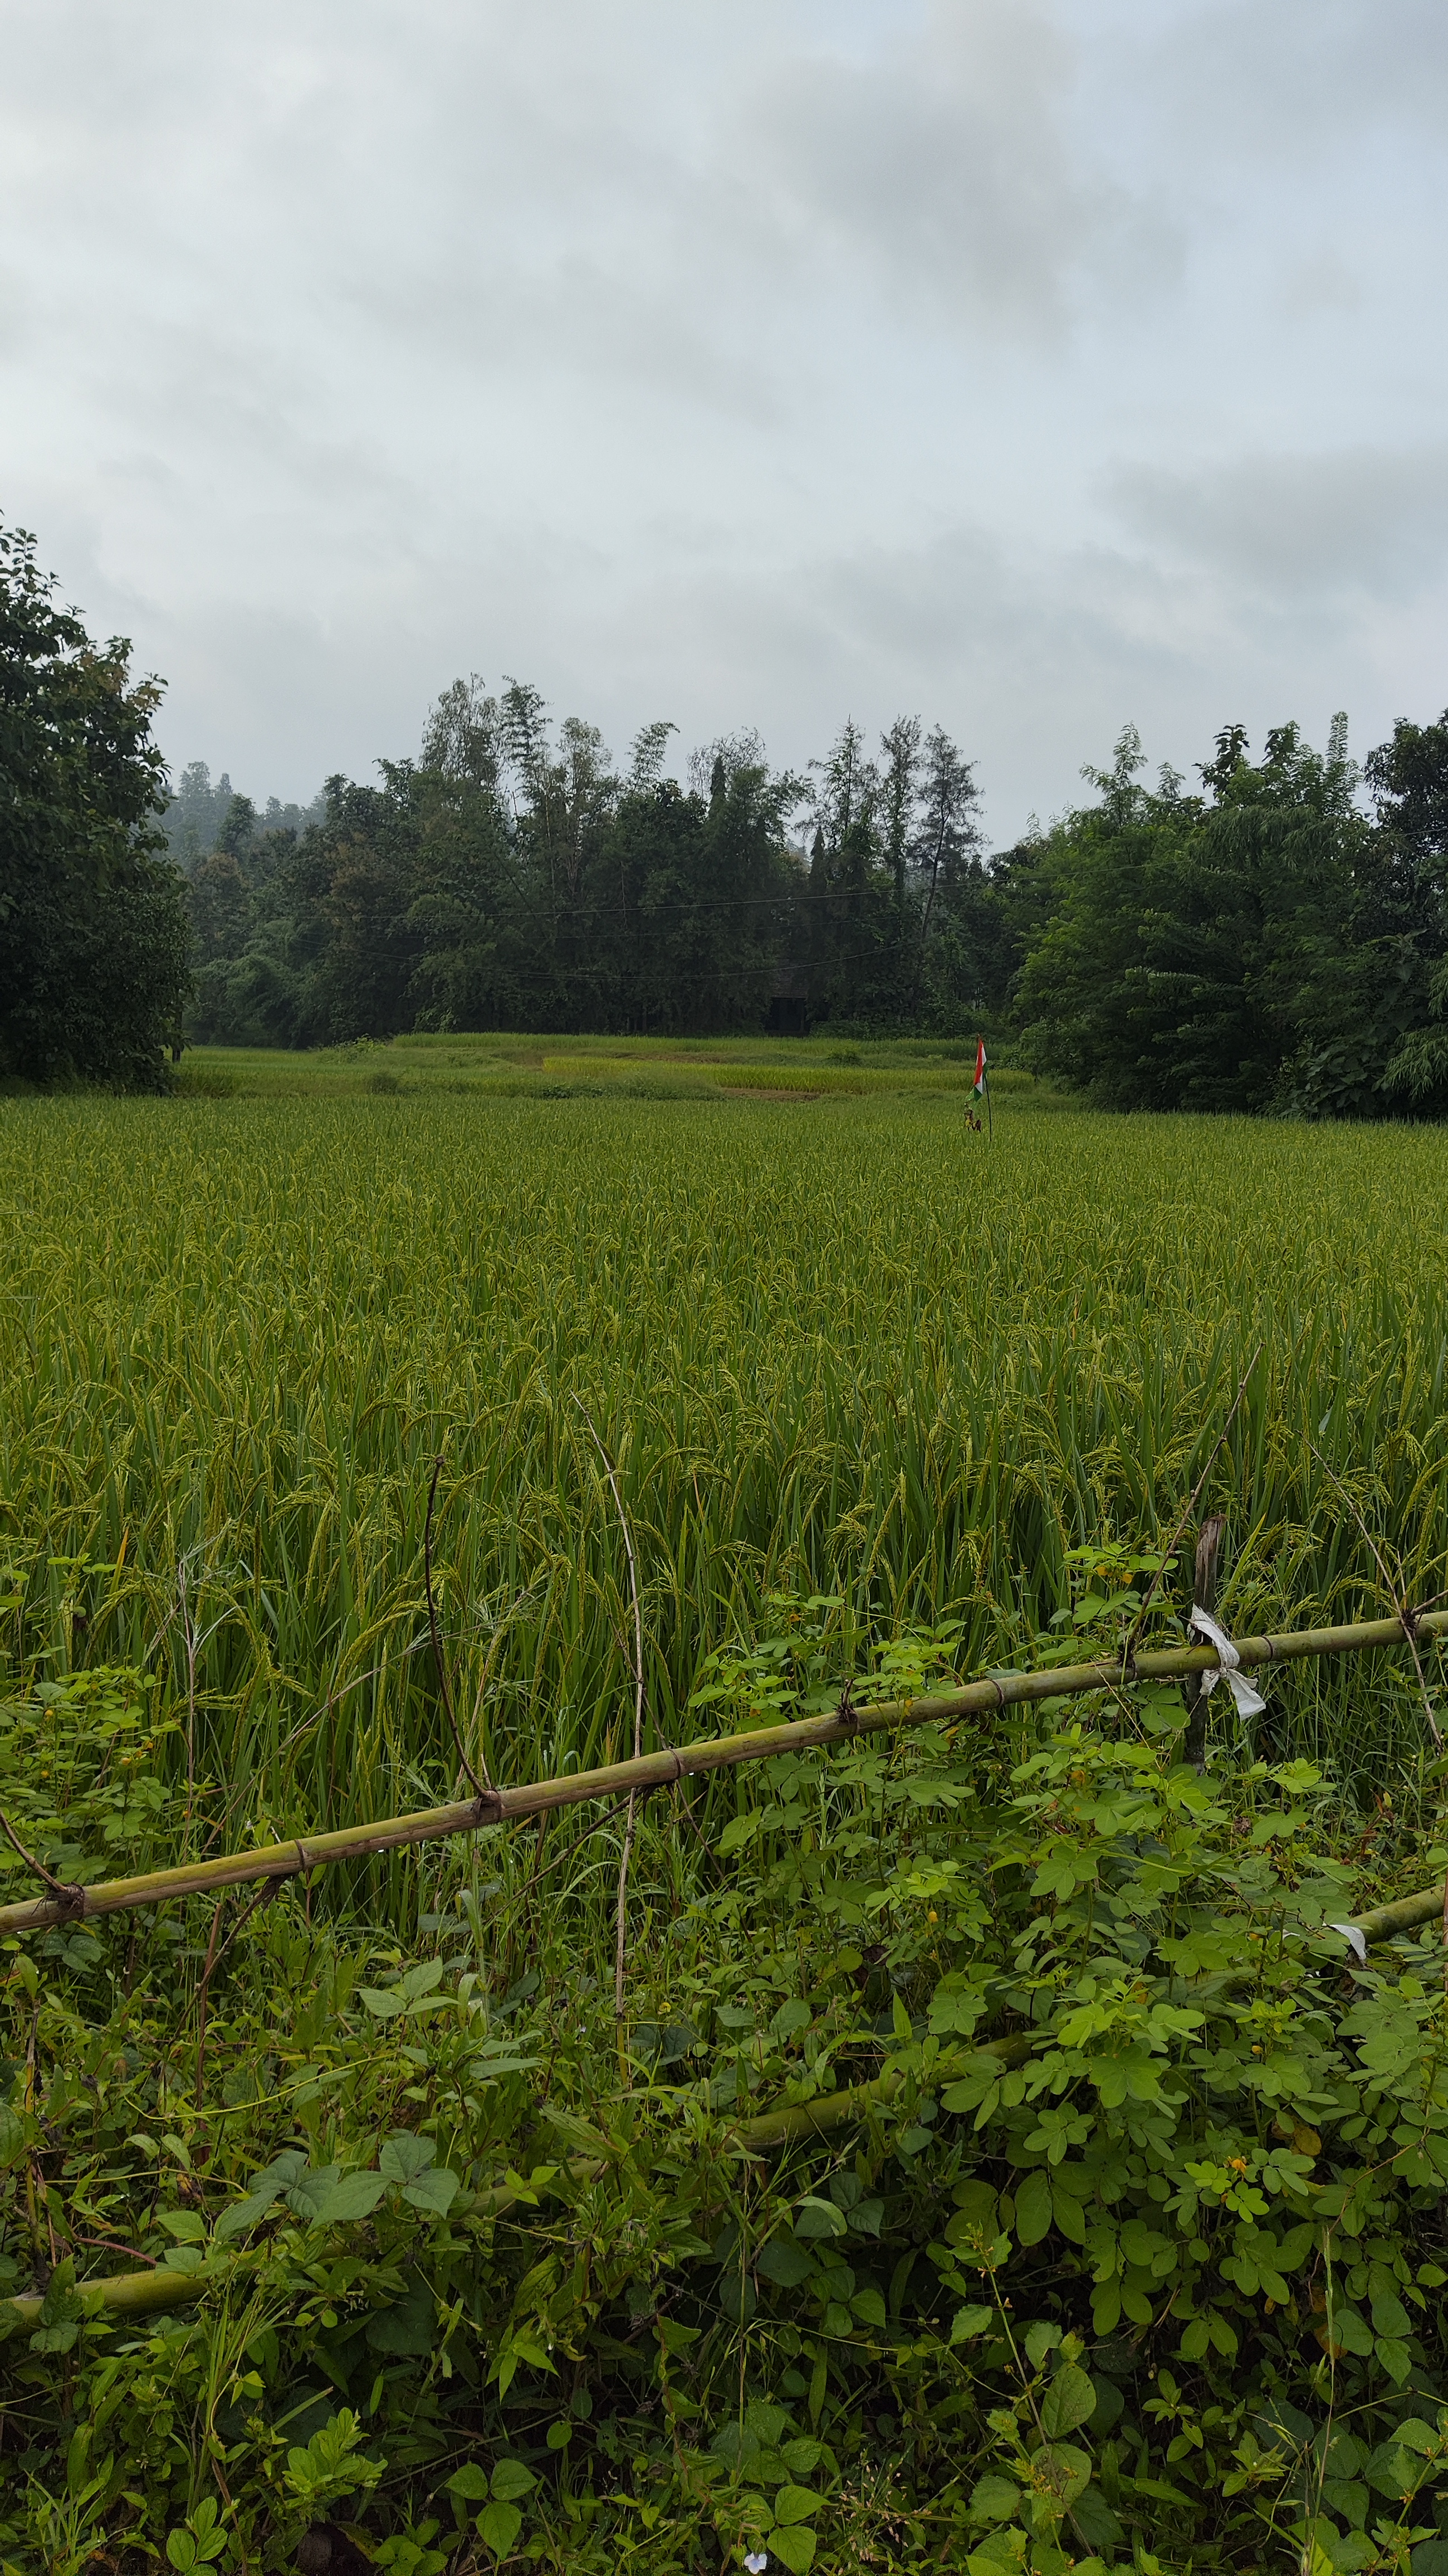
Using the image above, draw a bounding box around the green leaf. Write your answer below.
[490,2462,536,2503]
[367,2284,437,2357]
[717,1813,760,1855]
[941,2058,1000,2116]
[215,2189,279,2243]
[445,2466,491,2501]
[772,1999,813,2037]
[966,2538,1029,2576]
[476,2500,523,2558]
[1014,2168,1053,2246]
[845,2197,884,2237]
[1389,2417,1440,2457]
[757,2238,815,2288]
[1071,2481,1126,2555]
[1034,2442,1092,2509]
[968,2473,1022,2525]
[309,2170,389,2226]
[1051,2181,1088,2244]
[29,2318,80,2356]
[951,2304,995,2344]
[772,2485,821,2526]
[379,2133,436,2184]
[402,2167,459,2217]
[1040,2363,1097,2440]
[765,2530,816,2574]
[780,2439,825,2476]
[358,1960,449,2019]
[1369,2281,1410,2340]
[156,2209,205,2243]
[794,2197,848,2240]
[159,2243,206,2275]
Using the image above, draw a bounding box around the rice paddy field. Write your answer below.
[8,1065,1448,2576]
[3,1062,1447,1890]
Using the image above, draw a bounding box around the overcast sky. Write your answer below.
[3,0,1445,841]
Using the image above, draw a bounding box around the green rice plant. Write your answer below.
[3,1087,1448,1941]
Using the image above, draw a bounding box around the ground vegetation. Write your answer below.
[5,1093,1448,2564]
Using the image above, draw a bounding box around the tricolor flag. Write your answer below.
[974,1038,987,1096]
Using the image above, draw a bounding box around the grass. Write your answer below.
[171,1032,1047,1104]
[3,1076,1448,1933]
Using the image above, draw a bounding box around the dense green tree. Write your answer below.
[174,689,1011,1048]
[1369,710,1448,1111]
[804,720,893,1023]
[0,520,190,1091]
[154,669,1448,1119]
[1012,714,1439,1119]
[1011,726,1187,1107]
[909,724,994,1025]
[1363,708,1448,936]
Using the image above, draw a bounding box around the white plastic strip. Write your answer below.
[1188,1603,1268,1721]
[1329,1921,1368,1963]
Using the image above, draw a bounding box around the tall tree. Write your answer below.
[1366,710,1448,1113]
[0,520,190,1091]
[1014,719,1374,1114]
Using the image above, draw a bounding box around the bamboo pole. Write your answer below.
[2,1608,1445,1940]
[1348,1882,1448,1943]
[3,1601,1445,2332]
[6,1853,1441,2339]
[0,2033,1041,2331]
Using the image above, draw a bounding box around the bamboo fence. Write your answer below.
[3,1603,1446,2331]
[3,1609,1445,1939]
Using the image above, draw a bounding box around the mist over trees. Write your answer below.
[162,763,322,870]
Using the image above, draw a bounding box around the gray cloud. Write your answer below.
[0,0,1444,837]
[1132,0,1448,153]
[736,1,1114,334]
[1104,445,1448,601]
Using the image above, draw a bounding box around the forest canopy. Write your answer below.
[179,677,1448,1120]
[179,682,997,1051]
[4,494,1446,1116]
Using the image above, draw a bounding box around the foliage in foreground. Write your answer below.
[4,1610,1448,2576]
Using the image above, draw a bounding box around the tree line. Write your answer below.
[180,679,999,1047]
[4,514,1447,1114]
[177,680,1448,1120]
[1011,714,1448,1118]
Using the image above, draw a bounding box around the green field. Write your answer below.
[170,1032,1041,1104]
[4,1077,1446,1850]
[5,1082,1448,2574]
